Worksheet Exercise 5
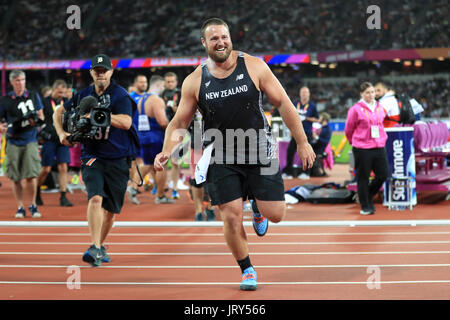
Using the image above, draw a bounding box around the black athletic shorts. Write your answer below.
[81,157,130,214]
[205,162,285,206]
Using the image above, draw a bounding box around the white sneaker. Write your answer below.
[15,207,25,219]
[298,173,310,180]
[155,195,175,204]
[282,173,293,179]
[126,186,140,205]
[176,179,189,190]
[360,210,374,215]
[32,211,42,218]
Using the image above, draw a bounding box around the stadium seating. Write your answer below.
[413,121,450,192]
[1,0,448,60]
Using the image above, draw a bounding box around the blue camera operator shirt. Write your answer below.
[0,90,43,146]
[65,80,139,160]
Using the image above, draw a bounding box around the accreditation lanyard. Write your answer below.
[361,102,382,139]
[50,99,63,111]
[297,102,309,121]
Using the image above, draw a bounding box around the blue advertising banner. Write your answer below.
[383,127,417,208]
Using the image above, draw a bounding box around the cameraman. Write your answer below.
[53,54,139,267]
[36,79,73,207]
[0,70,44,218]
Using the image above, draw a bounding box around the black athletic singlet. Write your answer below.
[197,52,276,165]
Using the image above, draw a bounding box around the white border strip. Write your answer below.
[2,251,450,255]
[2,240,450,245]
[1,264,450,269]
[2,220,450,227]
[2,231,450,236]
[1,280,450,286]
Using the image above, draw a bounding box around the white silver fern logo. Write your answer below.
[205,81,211,88]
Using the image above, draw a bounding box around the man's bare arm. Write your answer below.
[146,96,168,129]
[250,56,316,168]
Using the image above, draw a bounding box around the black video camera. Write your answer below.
[62,95,111,143]
[12,110,40,132]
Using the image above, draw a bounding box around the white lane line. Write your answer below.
[2,280,450,285]
[0,228,450,238]
[1,231,450,237]
[2,219,450,227]
[2,240,450,245]
[2,251,450,256]
[1,264,450,269]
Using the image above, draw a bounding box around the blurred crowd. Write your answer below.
[1,0,449,60]
[2,0,448,120]
[273,74,450,119]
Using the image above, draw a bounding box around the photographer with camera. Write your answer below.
[0,70,44,218]
[36,79,73,207]
[53,54,140,267]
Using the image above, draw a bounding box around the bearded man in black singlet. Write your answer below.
[155,18,315,291]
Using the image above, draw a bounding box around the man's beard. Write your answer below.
[207,45,232,63]
[96,80,108,90]
[137,86,146,94]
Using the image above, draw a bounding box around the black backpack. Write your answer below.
[395,93,416,125]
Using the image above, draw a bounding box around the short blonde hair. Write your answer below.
[320,112,330,122]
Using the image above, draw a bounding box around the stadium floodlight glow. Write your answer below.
[414,60,422,67]
[311,60,319,65]
[437,57,445,61]
[328,63,337,69]
[403,60,412,67]
[319,63,327,68]
[393,58,401,62]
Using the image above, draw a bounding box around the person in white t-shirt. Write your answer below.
[375,82,424,127]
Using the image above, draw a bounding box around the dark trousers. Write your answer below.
[352,147,388,211]
[284,132,313,175]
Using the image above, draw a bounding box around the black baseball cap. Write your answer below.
[91,54,113,70]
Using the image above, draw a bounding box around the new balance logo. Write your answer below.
[236,74,244,81]
[98,57,103,63]
[205,81,211,88]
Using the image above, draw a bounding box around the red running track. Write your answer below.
[0,164,449,301]
[1,225,450,300]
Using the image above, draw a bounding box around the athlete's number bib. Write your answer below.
[138,114,151,131]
